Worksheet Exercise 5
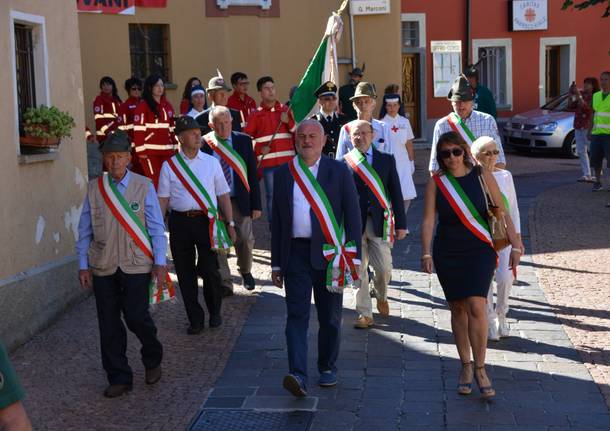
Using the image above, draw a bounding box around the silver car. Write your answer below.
[503,94,577,158]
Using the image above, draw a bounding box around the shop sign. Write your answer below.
[431,41,462,98]
[510,0,548,31]
[77,0,135,14]
[350,0,390,15]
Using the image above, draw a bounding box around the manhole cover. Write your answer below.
[188,410,314,431]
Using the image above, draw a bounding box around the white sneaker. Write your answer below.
[488,318,500,341]
[498,317,510,338]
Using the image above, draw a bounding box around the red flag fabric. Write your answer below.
[135,0,167,7]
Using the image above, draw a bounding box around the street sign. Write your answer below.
[350,0,390,16]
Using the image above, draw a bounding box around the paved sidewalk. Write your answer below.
[191,155,610,430]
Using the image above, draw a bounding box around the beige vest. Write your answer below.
[87,173,153,276]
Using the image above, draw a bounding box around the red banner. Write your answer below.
[135,0,167,6]
[77,0,135,15]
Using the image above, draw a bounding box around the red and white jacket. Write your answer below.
[93,93,121,142]
[133,98,178,158]
[244,101,295,169]
[116,96,141,142]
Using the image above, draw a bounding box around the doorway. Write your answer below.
[540,38,575,105]
[402,53,421,137]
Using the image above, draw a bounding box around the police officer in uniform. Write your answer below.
[311,81,348,158]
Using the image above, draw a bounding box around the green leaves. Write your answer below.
[23,105,75,139]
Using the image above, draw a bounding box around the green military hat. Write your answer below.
[350,81,377,101]
[349,67,364,77]
[314,81,338,98]
[174,115,202,134]
[206,76,232,92]
[464,65,479,78]
[447,74,474,102]
[99,129,130,152]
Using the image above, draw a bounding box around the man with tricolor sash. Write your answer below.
[428,75,506,174]
[344,120,407,329]
[203,106,262,295]
[158,116,237,335]
[271,120,362,397]
[76,130,166,398]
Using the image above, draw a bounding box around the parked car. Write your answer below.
[503,94,577,157]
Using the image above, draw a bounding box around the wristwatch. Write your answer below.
[228,220,236,227]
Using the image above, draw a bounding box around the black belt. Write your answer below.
[172,210,206,218]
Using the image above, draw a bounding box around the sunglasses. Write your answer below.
[130,87,142,91]
[480,149,500,156]
[439,148,464,159]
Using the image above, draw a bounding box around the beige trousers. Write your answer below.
[218,199,255,290]
[355,217,393,318]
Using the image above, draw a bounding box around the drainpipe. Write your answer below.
[349,6,356,69]
[465,0,471,67]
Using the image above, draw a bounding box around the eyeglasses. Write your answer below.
[439,148,464,159]
[480,149,500,156]
[130,87,142,91]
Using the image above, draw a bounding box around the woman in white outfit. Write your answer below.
[379,93,416,230]
[471,136,523,341]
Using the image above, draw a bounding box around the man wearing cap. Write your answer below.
[464,66,497,118]
[197,76,242,136]
[202,106,262,295]
[339,67,364,121]
[185,85,208,121]
[335,82,392,160]
[343,120,407,329]
[158,116,237,334]
[76,130,166,398]
[311,81,348,157]
[429,74,505,173]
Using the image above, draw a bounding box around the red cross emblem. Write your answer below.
[391,125,399,133]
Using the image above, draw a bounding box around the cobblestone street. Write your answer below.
[9,151,610,430]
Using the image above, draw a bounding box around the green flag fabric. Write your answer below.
[290,37,329,123]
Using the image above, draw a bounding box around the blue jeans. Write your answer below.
[263,166,278,224]
[575,129,591,177]
[284,239,343,380]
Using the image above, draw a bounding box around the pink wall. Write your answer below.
[402,0,609,118]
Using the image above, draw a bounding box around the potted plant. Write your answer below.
[20,105,75,151]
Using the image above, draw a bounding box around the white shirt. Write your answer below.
[429,109,505,172]
[492,169,521,234]
[158,151,230,212]
[381,114,417,200]
[186,107,206,121]
[318,109,337,120]
[292,158,321,238]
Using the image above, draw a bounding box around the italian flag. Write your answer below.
[289,1,348,122]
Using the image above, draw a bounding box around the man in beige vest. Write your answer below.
[76,130,167,398]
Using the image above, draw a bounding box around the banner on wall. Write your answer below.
[77,0,167,14]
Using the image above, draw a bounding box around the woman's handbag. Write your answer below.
[477,167,510,251]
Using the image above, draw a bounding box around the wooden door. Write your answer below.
[402,53,420,137]
[545,46,560,102]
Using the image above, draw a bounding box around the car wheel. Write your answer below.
[562,132,577,158]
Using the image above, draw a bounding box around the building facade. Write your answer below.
[1,1,87,349]
[78,0,402,133]
[400,0,609,141]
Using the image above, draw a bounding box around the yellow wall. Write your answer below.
[0,0,86,279]
[78,0,401,130]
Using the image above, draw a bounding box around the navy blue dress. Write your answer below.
[433,167,496,302]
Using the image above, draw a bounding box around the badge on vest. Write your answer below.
[130,201,141,212]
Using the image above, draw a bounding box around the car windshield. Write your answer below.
[541,94,575,112]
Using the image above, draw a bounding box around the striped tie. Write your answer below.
[220,157,232,188]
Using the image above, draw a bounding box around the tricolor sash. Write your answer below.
[97,173,175,304]
[288,156,360,293]
[433,172,495,251]
[447,113,476,145]
[343,148,395,242]
[203,132,250,192]
[167,153,232,251]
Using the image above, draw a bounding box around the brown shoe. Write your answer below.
[103,384,132,398]
[145,365,162,385]
[354,315,374,329]
[377,300,390,316]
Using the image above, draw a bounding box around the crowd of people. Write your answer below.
[4,66,608,426]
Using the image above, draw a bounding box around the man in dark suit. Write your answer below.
[197,76,243,135]
[343,120,407,329]
[271,119,362,397]
[311,81,348,158]
[202,106,262,294]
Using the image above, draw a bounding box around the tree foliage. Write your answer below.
[562,0,610,17]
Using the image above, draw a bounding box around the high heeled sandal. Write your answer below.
[474,365,496,399]
[457,361,473,395]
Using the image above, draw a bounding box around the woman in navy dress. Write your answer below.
[421,131,522,399]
